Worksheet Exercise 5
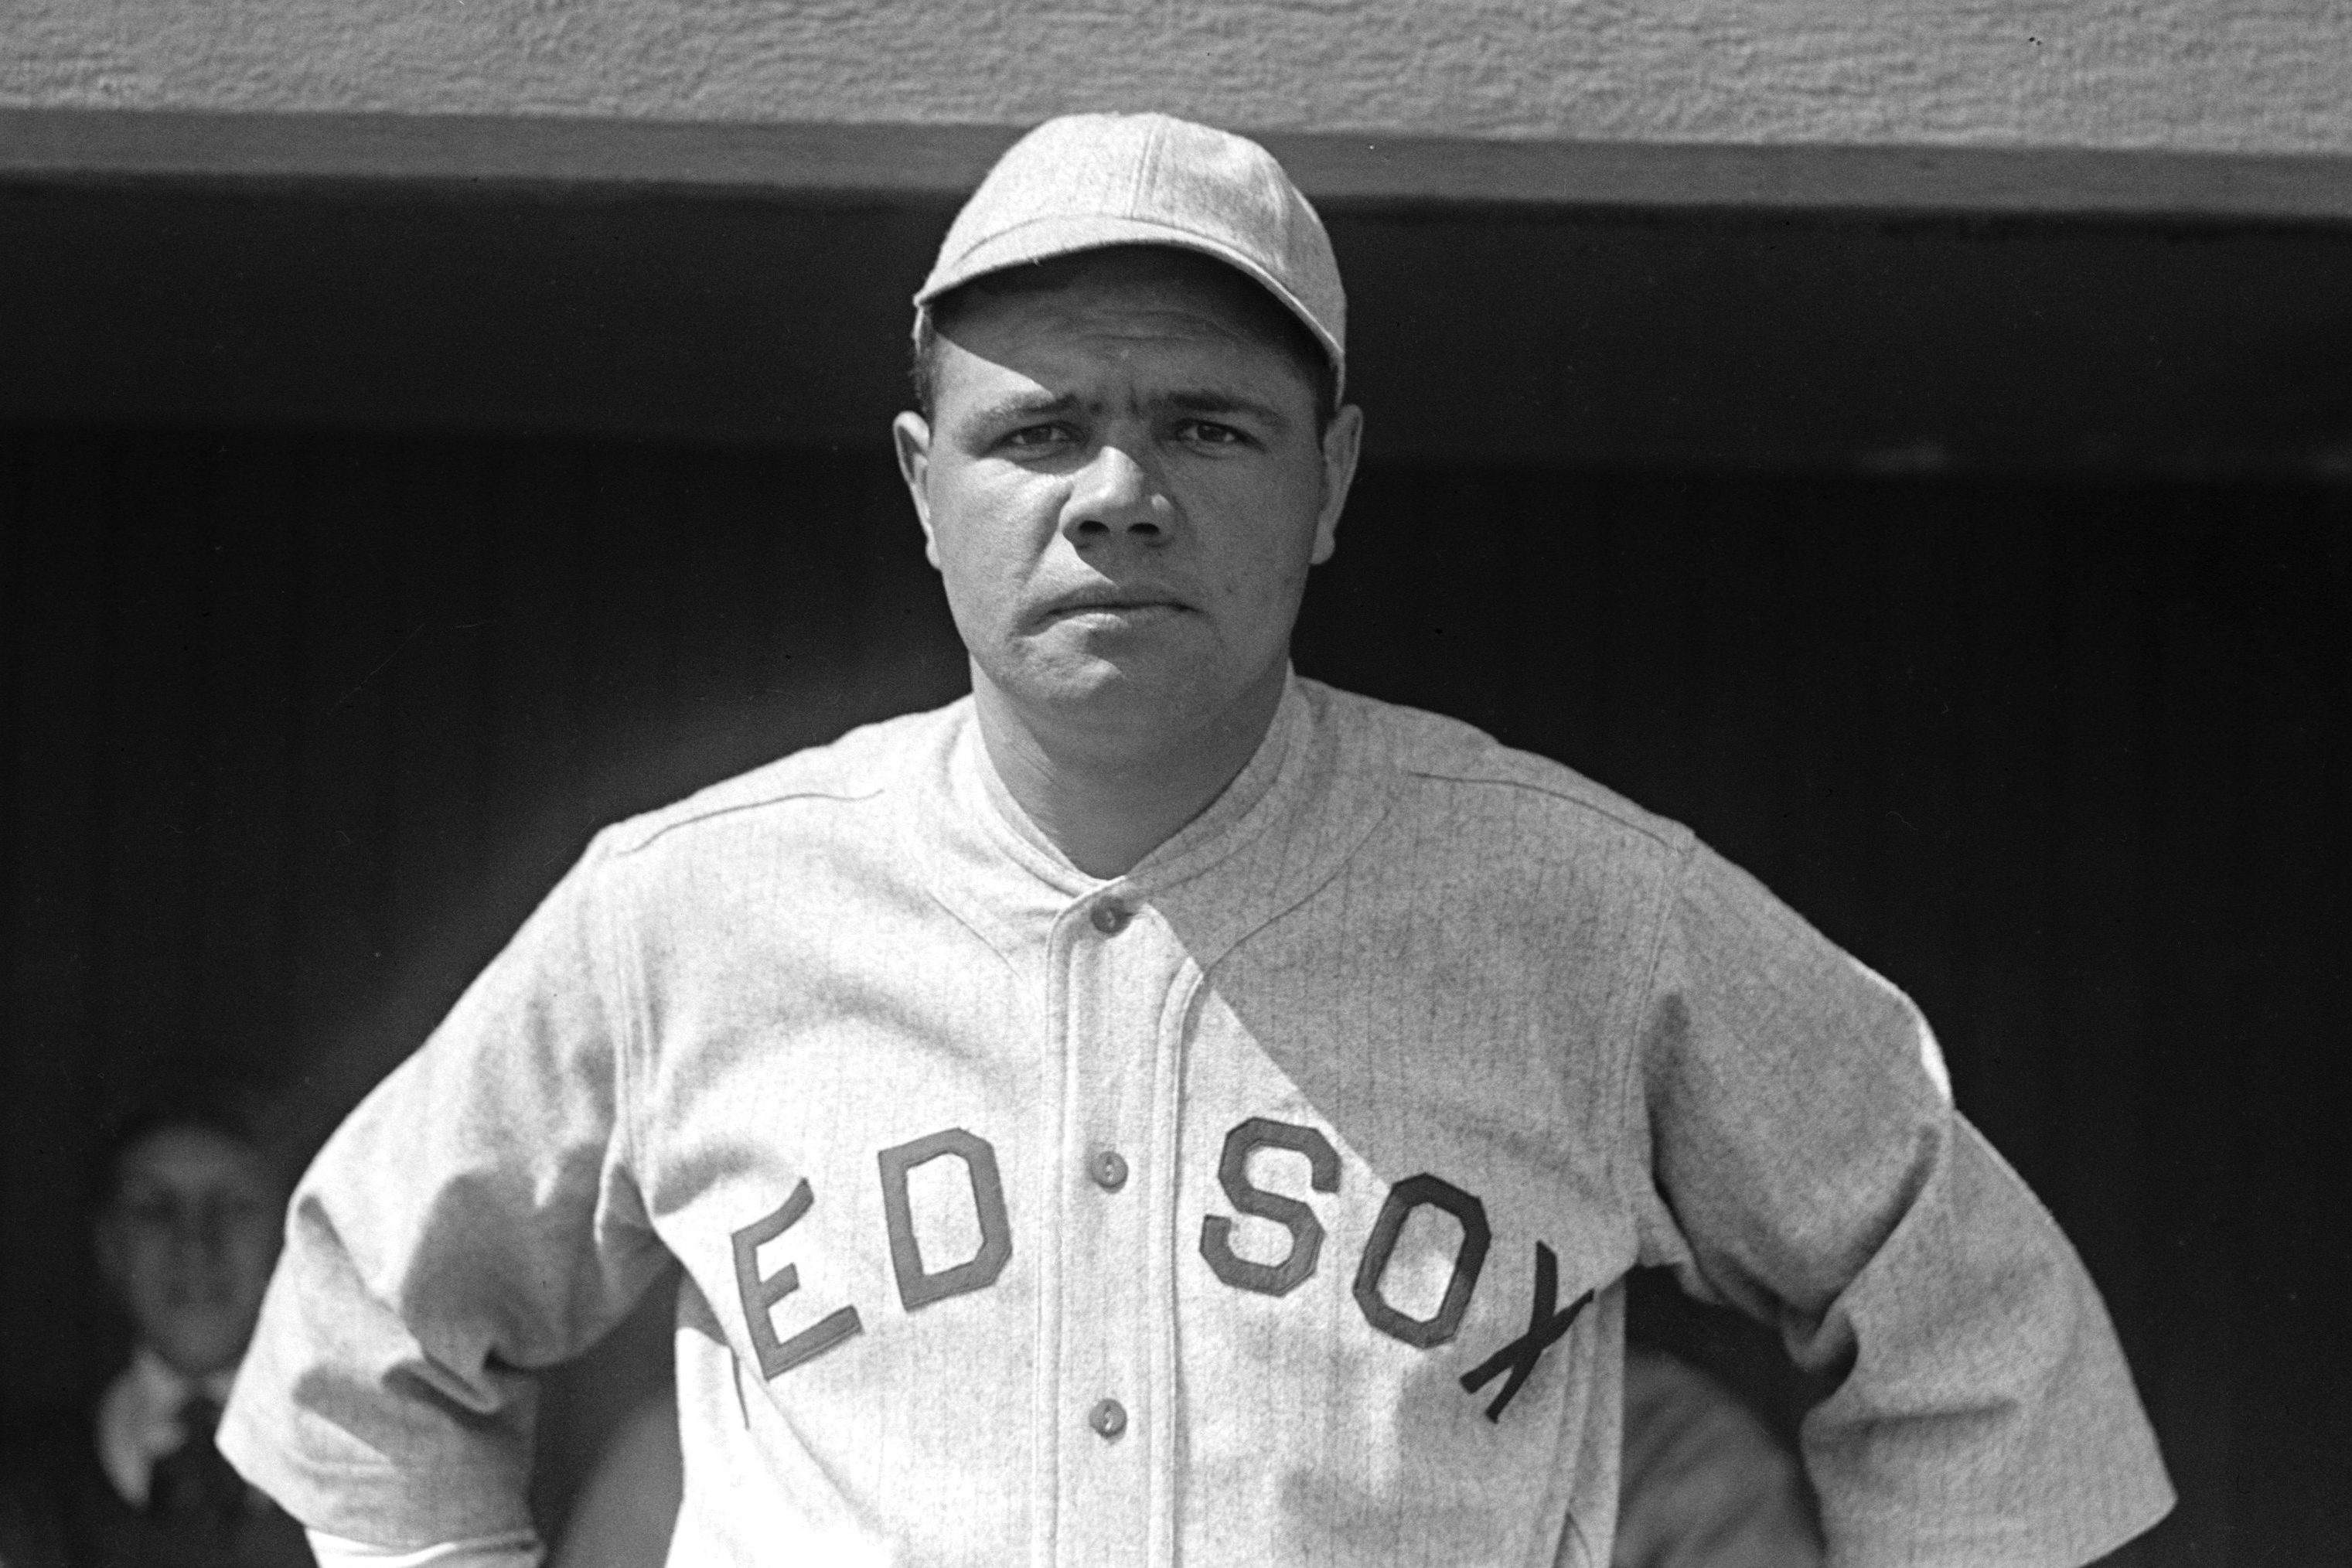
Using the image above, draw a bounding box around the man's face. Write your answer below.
[96,1127,284,1379]
[895,248,1360,746]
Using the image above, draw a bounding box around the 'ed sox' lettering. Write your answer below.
[728,1116,1590,1423]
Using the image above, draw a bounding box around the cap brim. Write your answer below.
[915,214,1345,393]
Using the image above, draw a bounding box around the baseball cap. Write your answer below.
[915,112,1346,394]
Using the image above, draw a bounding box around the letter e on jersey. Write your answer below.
[731,1179,864,1378]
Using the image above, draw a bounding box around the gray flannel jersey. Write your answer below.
[220,677,2172,1567]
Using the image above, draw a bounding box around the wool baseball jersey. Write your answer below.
[220,677,2172,1568]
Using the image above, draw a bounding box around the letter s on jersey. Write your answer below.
[1198,1117,1341,1296]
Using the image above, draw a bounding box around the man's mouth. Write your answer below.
[1036,588,1192,623]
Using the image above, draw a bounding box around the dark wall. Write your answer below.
[7,179,2351,474]
[2,427,2343,1562]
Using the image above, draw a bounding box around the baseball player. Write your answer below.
[219,113,2174,1567]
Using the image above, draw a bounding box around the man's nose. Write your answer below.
[171,1200,233,1264]
[1062,442,1172,547]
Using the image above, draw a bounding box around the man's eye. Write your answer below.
[1180,421,1249,447]
[1000,424,1072,451]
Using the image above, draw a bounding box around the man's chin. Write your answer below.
[1000,653,1225,725]
[1019,610,1203,665]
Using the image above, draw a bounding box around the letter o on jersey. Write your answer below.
[1352,1173,1491,1348]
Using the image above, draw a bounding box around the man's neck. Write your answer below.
[970,665,1288,880]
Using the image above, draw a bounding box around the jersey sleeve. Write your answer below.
[220,829,667,1546]
[1622,840,2173,1568]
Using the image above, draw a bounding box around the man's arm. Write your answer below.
[1625,841,2173,1568]
[220,830,669,1550]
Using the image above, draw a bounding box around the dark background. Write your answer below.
[2,177,2347,1563]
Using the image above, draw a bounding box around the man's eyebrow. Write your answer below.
[967,390,1079,425]
[1166,390,1292,428]
[960,387,1293,430]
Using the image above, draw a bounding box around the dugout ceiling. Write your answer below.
[8,0,2348,472]
[3,131,2351,476]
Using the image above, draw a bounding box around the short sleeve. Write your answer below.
[220,830,669,1546]
[1625,842,2173,1568]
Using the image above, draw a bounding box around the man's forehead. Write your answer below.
[116,1126,278,1195]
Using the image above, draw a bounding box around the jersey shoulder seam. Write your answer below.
[1307,681,1692,852]
[600,705,958,857]
[1392,760,1689,850]
[608,780,886,857]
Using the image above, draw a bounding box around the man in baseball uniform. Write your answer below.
[219,112,2174,1566]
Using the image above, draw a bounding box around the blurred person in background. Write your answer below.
[0,1088,308,1568]
[1613,1345,1819,1568]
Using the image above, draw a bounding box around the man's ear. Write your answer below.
[893,411,943,571]
[1311,403,1364,567]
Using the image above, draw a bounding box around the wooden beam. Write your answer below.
[3,108,2348,224]
[0,111,1007,199]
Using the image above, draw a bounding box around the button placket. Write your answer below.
[1055,888,1156,1563]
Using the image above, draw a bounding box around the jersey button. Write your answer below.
[1089,1150,1129,1191]
[1089,1398,1128,1440]
[1089,899,1132,935]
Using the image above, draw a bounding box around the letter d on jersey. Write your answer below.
[878,1128,1014,1310]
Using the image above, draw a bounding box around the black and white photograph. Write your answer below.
[2,6,2347,1566]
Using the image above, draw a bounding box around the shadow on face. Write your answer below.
[95,1126,285,1379]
